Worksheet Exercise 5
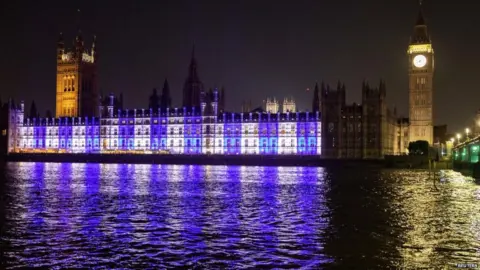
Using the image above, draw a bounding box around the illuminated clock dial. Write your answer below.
[413,54,427,68]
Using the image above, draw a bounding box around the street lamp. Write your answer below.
[457,133,461,144]
[466,128,470,139]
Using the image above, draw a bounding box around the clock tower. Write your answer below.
[56,31,98,118]
[407,3,434,145]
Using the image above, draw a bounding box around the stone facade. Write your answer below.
[56,32,98,118]
[408,7,434,145]
[319,81,397,159]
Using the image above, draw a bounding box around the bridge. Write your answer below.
[452,135,480,178]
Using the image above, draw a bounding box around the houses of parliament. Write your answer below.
[1,5,434,158]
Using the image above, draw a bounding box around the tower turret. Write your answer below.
[107,93,114,117]
[57,32,64,62]
[91,35,97,63]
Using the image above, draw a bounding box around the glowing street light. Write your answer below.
[457,133,462,144]
[466,128,470,139]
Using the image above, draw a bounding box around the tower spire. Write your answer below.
[416,0,425,26]
[411,0,430,44]
[76,9,81,33]
[191,42,195,60]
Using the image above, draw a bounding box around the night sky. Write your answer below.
[1,0,479,133]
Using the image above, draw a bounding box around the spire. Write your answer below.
[57,32,64,60]
[312,82,320,112]
[190,43,197,73]
[161,78,171,108]
[76,9,81,34]
[416,0,425,26]
[58,32,64,46]
[183,44,203,108]
[411,0,430,44]
[92,35,96,51]
[191,42,195,60]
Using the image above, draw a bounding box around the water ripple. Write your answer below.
[1,163,480,268]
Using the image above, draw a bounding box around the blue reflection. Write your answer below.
[27,162,46,230]
[296,167,318,257]
[180,165,206,253]
[9,162,337,268]
[146,164,169,246]
[80,163,103,239]
[222,166,242,249]
[56,163,73,240]
[259,167,279,252]
[114,164,134,243]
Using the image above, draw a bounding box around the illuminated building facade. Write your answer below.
[5,33,322,156]
[7,98,322,155]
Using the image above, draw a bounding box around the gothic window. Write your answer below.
[245,139,248,147]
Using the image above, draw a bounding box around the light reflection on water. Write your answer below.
[1,163,480,268]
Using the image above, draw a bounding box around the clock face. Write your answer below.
[413,54,427,68]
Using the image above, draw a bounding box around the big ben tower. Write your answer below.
[408,1,434,144]
[56,31,98,118]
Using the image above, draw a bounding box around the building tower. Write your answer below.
[282,97,296,113]
[56,31,98,118]
[408,2,434,144]
[182,45,204,109]
[265,97,279,113]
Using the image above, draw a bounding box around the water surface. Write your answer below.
[1,162,479,268]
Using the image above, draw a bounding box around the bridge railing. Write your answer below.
[452,135,480,164]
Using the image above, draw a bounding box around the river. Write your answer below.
[1,162,479,268]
